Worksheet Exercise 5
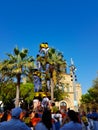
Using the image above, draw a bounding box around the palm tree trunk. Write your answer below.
[15,85,20,107]
[15,74,20,107]
[50,78,54,101]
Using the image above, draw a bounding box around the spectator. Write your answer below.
[0,110,11,122]
[42,96,49,109]
[0,107,31,130]
[54,114,61,130]
[81,111,90,130]
[35,108,55,130]
[31,112,41,128]
[60,110,82,130]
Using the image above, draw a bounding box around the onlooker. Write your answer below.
[0,110,11,122]
[54,114,61,130]
[81,112,88,124]
[60,110,82,130]
[55,110,62,125]
[81,111,90,130]
[42,96,49,109]
[0,107,31,130]
[31,112,41,128]
[35,108,55,130]
[23,111,32,127]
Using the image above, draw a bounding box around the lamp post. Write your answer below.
[70,58,78,112]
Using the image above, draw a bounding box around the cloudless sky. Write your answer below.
[0,0,98,94]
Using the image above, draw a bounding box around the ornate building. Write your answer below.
[55,62,82,112]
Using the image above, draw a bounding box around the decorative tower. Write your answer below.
[70,58,78,111]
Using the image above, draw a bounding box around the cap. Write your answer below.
[12,107,22,118]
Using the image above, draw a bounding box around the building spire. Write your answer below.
[71,58,74,65]
[70,58,76,74]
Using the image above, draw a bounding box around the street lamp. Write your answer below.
[70,58,78,111]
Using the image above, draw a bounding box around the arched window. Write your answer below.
[60,102,67,110]
[60,102,67,106]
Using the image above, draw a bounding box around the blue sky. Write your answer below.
[0,0,98,94]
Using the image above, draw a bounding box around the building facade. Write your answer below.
[55,73,82,111]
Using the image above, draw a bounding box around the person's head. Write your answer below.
[82,111,86,116]
[1,110,11,122]
[67,110,79,123]
[34,113,39,118]
[11,107,22,119]
[42,108,52,129]
[20,110,26,120]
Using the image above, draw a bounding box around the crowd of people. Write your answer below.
[0,97,98,130]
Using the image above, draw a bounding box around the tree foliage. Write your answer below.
[0,82,34,110]
[0,44,68,108]
[20,83,34,104]
[0,47,34,107]
[80,76,98,110]
[54,86,67,101]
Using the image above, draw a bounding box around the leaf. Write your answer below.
[14,47,19,55]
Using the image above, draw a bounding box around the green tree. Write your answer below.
[0,47,34,107]
[20,83,34,109]
[0,80,16,110]
[54,86,67,101]
[80,76,98,110]
[0,81,34,110]
[47,48,67,101]
[81,92,93,104]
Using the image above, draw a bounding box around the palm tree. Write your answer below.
[47,48,67,100]
[36,44,67,100]
[0,47,34,107]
